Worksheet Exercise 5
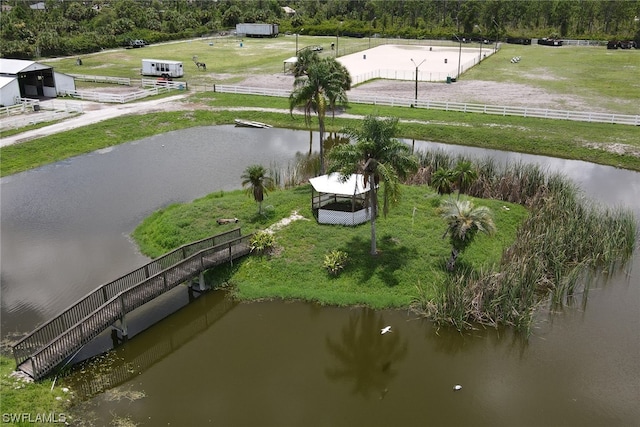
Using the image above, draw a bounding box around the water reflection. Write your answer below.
[1,127,638,426]
[0,126,317,332]
[325,308,408,399]
[64,290,237,400]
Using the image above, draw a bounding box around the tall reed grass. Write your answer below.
[410,149,638,334]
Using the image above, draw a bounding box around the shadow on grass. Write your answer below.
[340,234,416,287]
[204,260,244,289]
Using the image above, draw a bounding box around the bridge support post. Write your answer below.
[189,271,211,292]
[112,316,128,338]
[188,272,209,293]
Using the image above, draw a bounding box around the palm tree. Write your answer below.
[328,115,419,255]
[289,57,350,175]
[430,168,455,195]
[326,60,352,119]
[438,199,496,271]
[452,160,478,199]
[241,164,275,215]
[292,48,319,77]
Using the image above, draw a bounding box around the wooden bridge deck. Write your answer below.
[12,229,252,381]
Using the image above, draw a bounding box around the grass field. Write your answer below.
[464,43,640,114]
[42,36,640,114]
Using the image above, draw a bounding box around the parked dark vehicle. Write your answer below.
[127,39,147,48]
[606,40,637,49]
[506,37,532,45]
[538,37,563,46]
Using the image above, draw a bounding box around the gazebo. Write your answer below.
[309,173,372,226]
[283,56,297,73]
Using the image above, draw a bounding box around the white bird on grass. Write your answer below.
[453,385,462,391]
[381,326,392,335]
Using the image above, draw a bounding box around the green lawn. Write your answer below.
[455,44,640,114]
[43,37,640,115]
[133,185,528,309]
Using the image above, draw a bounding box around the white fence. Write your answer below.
[350,57,479,85]
[70,74,132,85]
[141,78,188,91]
[59,85,174,103]
[212,85,639,126]
[1,98,40,116]
[549,39,608,47]
[0,101,83,131]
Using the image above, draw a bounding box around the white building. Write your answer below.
[0,58,76,106]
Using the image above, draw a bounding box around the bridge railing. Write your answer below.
[21,233,252,380]
[12,229,242,367]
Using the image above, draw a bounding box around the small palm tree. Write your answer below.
[241,164,275,215]
[430,168,455,195]
[452,160,478,199]
[438,199,496,271]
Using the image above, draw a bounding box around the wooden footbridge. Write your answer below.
[12,228,252,381]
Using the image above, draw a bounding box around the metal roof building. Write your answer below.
[0,58,75,106]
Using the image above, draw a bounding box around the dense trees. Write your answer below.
[1,0,638,59]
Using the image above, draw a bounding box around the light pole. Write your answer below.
[475,25,483,63]
[369,17,376,49]
[492,19,499,53]
[335,21,342,58]
[295,28,303,55]
[410,58,426,105]
[453,34,462,79]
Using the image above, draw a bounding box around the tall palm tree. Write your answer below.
[328,115,419,255]
[438,199,496,271]
[289,57,350,175]
[292,48,319,77]
[241,164,274,215]
[327,60,352,119]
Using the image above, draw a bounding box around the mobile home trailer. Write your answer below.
[141,59,184,78]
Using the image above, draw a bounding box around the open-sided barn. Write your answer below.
[0,58,75,106]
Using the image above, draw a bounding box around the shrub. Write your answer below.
[250,231,276,254]
[323,250,349,276]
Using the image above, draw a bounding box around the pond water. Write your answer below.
[1,127,638,426]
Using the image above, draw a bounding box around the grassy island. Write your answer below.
[134,184,527,308]
[134,149,637,334]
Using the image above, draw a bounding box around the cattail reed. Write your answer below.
[411,149,638,335]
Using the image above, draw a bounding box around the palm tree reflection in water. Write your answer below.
[325,308,408,399]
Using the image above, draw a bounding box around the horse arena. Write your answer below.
[337,44,494,84]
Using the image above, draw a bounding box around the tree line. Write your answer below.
[1,0,639,59]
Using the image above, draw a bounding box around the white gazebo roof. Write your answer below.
[309,173,369,196]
